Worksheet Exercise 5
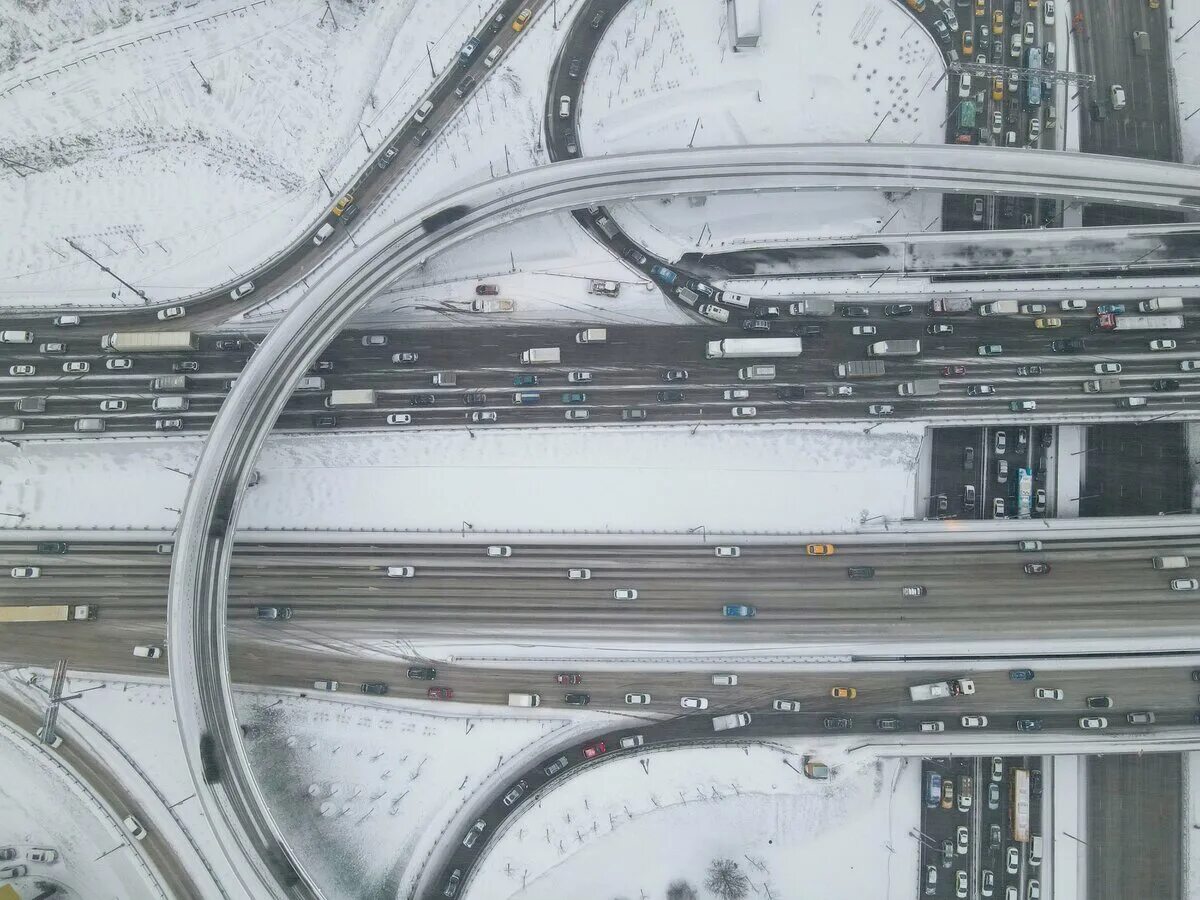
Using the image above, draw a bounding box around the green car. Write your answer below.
[513,374,538,387]
[562,392,587,404]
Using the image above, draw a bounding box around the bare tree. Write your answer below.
[705,859,749,900]
[666,881,698,900]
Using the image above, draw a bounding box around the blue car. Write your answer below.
[1008,668,1035,681]
[722,604,756,618]
[1096,304,1125,315]
[513,374,539,387]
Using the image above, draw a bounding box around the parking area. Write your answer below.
[1078,423,1190,517]
[919,755,1046,899]
[928,426,1055,521]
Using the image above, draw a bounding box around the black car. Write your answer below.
[624,247,648,266]
[1016,365,1043,376]
[823,715,852,731]
[1023,562,1050,575]
[792,324,821,337]
[341,204,361,224]
[490,11,505,31]
[776,386,806,401]
[927,323,954,335]
[1152,378,1181,391]
[463,393,486,406]
[564,692,590,706]
[255,605,293,620]
[1087,695,1113,709]
[883,303,913,317]
[1192,670,1200,683]
[37,542,69,554]
[173,361,200,373]
[412,126,431,145]
[742,319,772,332]
[567,58,582,78]
[454,75,476,98]
[563,131,578,156]
[841,305,870,318]
[1039,428,1054,448]
[942,840,954,868]
[313,360,334,372]
[1030,768,1043,797]
[847,566,875,579]
[657,390,684,402]
[313,415,337,428]
[875,717,901,731]
[1016,718,1042,732]
[590,11,605,28]
[407,666,437,680]
[662,369,688,381]
[1009,668,1035,681]
[215,339,244,352]
[1051,338,1086,353]
[687,280,716,298]
[410,394,436,406]
[360,682,388,695]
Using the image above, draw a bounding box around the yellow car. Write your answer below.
[332,193,354,216]
[1034,317,1063,329]
[1150,0,1160,8]
[992,77,1004,101]
[993,9,1004,33]
[806,543,836,556]
[962,30,973,56]
[976,0,986,13]
[831,687,857,700]
[512,7,532,31]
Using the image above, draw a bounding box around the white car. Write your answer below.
[919,721,944,733]
[1019,303,1047,314]
[714,546,741,558]
[1035,688,1064,700]
[613,588,638,600]
[26,848,58,863]
[53,314,81,327]
[100,400,126,412]
[470,411,498,423]
[486,545,512,557]
[1079,716,1108,729]
[956,825,969,854]
[558,95,571,118]
[868,404,894,416]
[106,357,133,370]
[625,693,651,705]
[132,645,163,659]
[961,715,989,728]
[314,680,339,691]
[8,365,35,376]
[730,406,756,418]
[992,111,1002,134]
[1150,339,1176,351]
[386,566,415,578]
[723,389,749,401]
[1180,360,1200,371]
[1043,0,1054,25]
[567,568,591,580]
[63,361,89,374]
[1094,362,1122,374]
[1061,299,1087,311]
[157,306,185,321]
[1170,578,1199,591]
[680,697,709,710]
[386,414,412,425]
[361,334,388,347]
[958,73,972,98]
[1028,880,1040,900]
[567,371,592,383]
[122,816,147,841]
[229,282,255,300]
[1110,84,1126,110]
[565,409,590,421]
[10,567,40,578]
[772,699,802,711]
[1024,21,1035,44]
[1018,540,1043,551]
[851,325,876,336]
[991,756,1004,781]
[1007,847,1019,874]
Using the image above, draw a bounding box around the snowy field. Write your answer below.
[1170,8,1200,165]
[0,422,923,533]
[468,744,920,900]
[580,0,945,258]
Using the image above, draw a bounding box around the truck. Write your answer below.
[470,298,515,313]
[507,692,540,707]
[978,300,1021,316]
[431,372,457,387]
[898,378,941,397]
[705,338,803,359]
[520,347,561,365]
[785,298,836,317]
[712,711,752,731]
[0,605,96,623]
[588,280,620,297]
[102,331,197,353]
[836,360,886,379]
[908,678,975,702]
[1138,296,1183,312]
[928,297,973,315]
[325,389,377,408]
[594,216,620,239]
[150,375,189,392]
[867,339,921,357]
[1094,313,1184,332]
[1082,377,1122,394]
[575,328,607,344]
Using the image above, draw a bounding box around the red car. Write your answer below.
[583,740,607,759]
[427,687,453,700]
[475,284,500,295]
[555,673,582,685]
[942,365,967,377]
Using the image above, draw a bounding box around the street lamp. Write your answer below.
[688,525,707,542]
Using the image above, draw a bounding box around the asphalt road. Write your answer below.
[929,423,1062,521]
[1080,421,1191,516]
[1086,752,1182,900]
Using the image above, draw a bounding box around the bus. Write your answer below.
[1026,48,1043,107]
[1011,768,1030,842]
[1017,468,1033,519]
[958,99,977,131]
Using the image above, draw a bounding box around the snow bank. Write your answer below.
[1170,13,1200,165]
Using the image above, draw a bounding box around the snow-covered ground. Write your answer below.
[579,0,944,260]
[1170,11,1200,165]
[0,422,923,533]
[468,744,919,900]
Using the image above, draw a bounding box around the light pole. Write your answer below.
[688,525,707,543]
[425,41,436,79]
[0,511,25,520]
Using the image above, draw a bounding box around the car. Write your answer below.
[1111,84,1126,110]
[313,680,339,691]
[8,364,35,376]
[555,673,582,686]
[10,567,40,578]
[512,7,532,30]
[1017,718,1042,732]
[972,198,984,223]
[722,604,756,617]
[730,406,756,418]
[26,847,57,863]
[662,369,689,382]
[1034,317,1060,329]
[1150,339,1177,351]
[173,360,200,373]
[925,866,938,896]
[359,682,388,695]
[978,343,1002,356]
[942,780,955,810]
[621,408,647,420]
[847,565,875,579]
[39,342,66,354]
[359,335,389,349]
[956,825,969,855]
[773,699,802,712]
[1023,20,1035,44]
[542,754,571,779]
[1093,362,1122,375]
[567,568,591,580]
[1044,0,1055,22]
[157,306,185,320]
[1097,304,1126,315]
[962,715,989,728]
[462,819,487,849]
[582,740,606,758]
[1023,562,1051,575]
[1022,303,1050,315]
[993,8,1005,31]
[1181,360,1200,371]
[963,446,975,469]
[1127,711,1156,725]
[1010,400,1037,412]
[625,693,651,704]
[942,365,967,377]
[567,371,593,385]
[427,687,453,700]
[992,110,1003,134]
[995,430,1007,454]
[486,545,512,558]
[927,323,954,335]
[502,780,529,806]
[558,95,571,118]
[942,840,955,869]
[1171,578,1199,591]
[884,303,913,317]
[590,10,605,27]
[123,815,147,841]
[312,414,338,429]
[36,542,68,554]
[962,29,973,54]
[934,18,950,41]
[567,57,583,78]
[657,390,684,403]
[1019,540,1043,552]
[1080,716,1108,729]
[564,409,590,421]
[1035,488,1047,512]
[841,305,871,318]
[1016,365,1042,376]
[155,418,183,431]
[229,281,254,301]
[1009,668,1035,681]
[1028,880,1040,900]
[513,374,538,387]
[967,384,994,396]
[1087,696,1113,708]
[1006,846,1020,875]
[469,411,497,423]
[214,339,244,352]
[953,870,968,899]
[454,74,476,98]
[806,543,835,556]
[991,756,1004,782]
[993,497,1006,518]
[405,666,436,681]
[823,716,852,730]
[1152,379,1181,391]
[851,325,876,336]
[255,605,292,620]
[386,414,413,425]
[99,400,126,412]
[901,585,927,598]
[62,361,89,374]
[410,394,435,406]
[714,546,742,561]
[831,687,857,699]
[564,692,590,706]
[680,697,708,710]
[876,717,901,731]
[392,352,418,364]
[613,588,638,600]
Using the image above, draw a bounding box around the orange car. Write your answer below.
[806,543,836,556]
[512,7,532,31]
[962,30,973,56]
[831,687,858,700]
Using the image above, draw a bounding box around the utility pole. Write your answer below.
[357,125,371,152]
[426,42,437,79]
[687,117,702,148]
[66,239,147,300]
[189,61,212,94]
[317,170,334,198]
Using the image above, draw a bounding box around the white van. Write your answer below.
[413,100,434,123]
[699,304,729,323]
[484,46,503,67]
[738,365,776,381]
[0,417,24,433]
[711,674,738,686]
[0,331,33,344]
[1152,555,1189,570]
[152,396,189,412]
[312,223,335,246]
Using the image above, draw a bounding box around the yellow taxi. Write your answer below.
[962,30,973,55]
[512,8,532,31]
[993,9,1004,33]
[831,687,858,700]
[1034,317,1063,329]
[806,543,836,556]
[976,0,986,13]
[332,193,354,216]
[992,77,1004,101]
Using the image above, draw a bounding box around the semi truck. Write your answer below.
[0,605,96,623]
[867,339,921,357]
[1094,313,1184,332]
[712,711,752,731]
[705,338,803,359]
[150,375,189,392]
[836,360,886,379]
[785,298,837,317]
[908,678,975,702]
[101,332,197,352]
[898,378,941,397]
[470,298,514,313]
[325,389,377,408]
[1138,296,1183,312]
[1082,377,1122,393]
[928,298,973,315]
[520,347,561,364]
[978,300,1021,316]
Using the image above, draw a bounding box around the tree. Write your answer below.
[666,881,698,900]
[705,859,749,900]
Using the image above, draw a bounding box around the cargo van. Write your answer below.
[0,417,24,433]
[1029,834,1042,866]
[507,692,540,707]
[16,397,46,413]
[738,365,776,381]
[575,328,607,344]
[512,391,542,404]
[699,304,729,323]
[295,376,325,391]
[432,372,457,387]
[1152,555,1189,569]
[0,330,32,344]
[74,417,105,433]
[676,287,699,307]
[152,396,189,412]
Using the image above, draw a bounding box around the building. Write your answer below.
[728,0,761,50]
